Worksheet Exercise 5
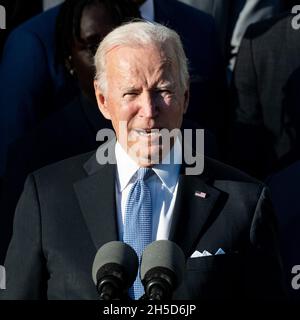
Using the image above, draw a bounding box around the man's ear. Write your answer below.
[183,88,190,114]
[94,80,111,120]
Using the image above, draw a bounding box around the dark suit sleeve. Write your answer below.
[0,175,47,300]
[0,139,35,265]
[246,186,286,299]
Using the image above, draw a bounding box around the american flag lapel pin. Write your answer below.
[195,191,207,199]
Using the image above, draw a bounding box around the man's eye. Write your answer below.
[124,92,138,97]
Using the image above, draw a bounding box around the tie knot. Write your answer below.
[137,168,152,181]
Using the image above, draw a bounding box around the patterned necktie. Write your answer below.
[123,168,152,300]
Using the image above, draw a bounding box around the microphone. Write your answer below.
[92,241,138,300]
[140,240,185,300]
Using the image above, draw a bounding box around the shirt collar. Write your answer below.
[139,0,154,22]
[115,142,139,193]
[115,138,182,194]
[152,138,181,194]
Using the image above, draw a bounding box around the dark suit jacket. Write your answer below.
[267,161,300,301]
[0,146,284,300]
[229,14,300,179]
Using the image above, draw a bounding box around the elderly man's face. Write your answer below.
[95,45,189,167]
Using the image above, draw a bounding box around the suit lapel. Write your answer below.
[74,153,119,251]
[169,172,222,259]
[73,141,223,259]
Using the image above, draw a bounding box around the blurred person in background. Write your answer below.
[229,13,300,179]
[178,0,281,72]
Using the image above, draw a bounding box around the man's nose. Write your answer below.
[139,92,158,118]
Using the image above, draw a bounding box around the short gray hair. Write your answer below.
[94,20,189,94]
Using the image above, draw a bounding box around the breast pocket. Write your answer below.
[180,253,244,300]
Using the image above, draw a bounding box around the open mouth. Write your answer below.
[134,128,161,137]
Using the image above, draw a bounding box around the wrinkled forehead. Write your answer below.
[105,43,178,71]
[103,44,182,91]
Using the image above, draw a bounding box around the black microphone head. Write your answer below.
[92,241,138,289]
[140,240,185,289]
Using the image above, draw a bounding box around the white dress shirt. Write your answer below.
[115,139,181,241]
[139,0,154,22]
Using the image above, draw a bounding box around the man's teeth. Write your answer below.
[135,129,160,136]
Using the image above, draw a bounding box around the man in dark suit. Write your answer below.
[0,0,220,265]
[229,14,300,179]
[0,21,284,300]
[178,0,281,70]
[0,0,227,178]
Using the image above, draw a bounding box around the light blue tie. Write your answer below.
[123,168,152,300]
